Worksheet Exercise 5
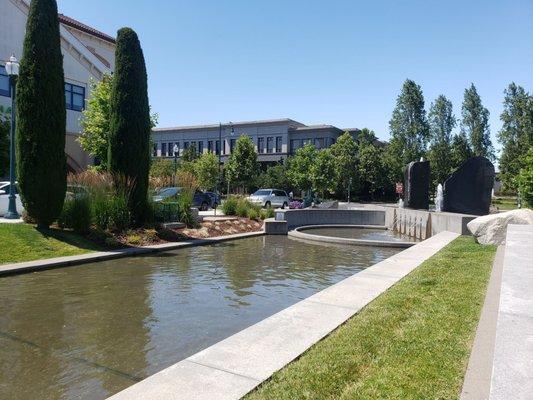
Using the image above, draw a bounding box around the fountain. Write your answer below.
[435,184,444,212]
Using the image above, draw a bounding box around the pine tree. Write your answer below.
[16,0,66,228]
[498,83,533,192]
[108,28,151,224]
[450,133,473,171]
[388,79,430,178]
[427,95,456,191]
[461,84,494,160]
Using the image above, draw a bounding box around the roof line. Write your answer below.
[58,13,116,44]
[153,118,306,132]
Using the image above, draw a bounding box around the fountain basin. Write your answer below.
[289,225,420,248]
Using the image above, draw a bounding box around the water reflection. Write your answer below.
[0,236,398,399]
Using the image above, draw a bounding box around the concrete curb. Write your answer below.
[108,231,459,400]
[289,224,416,248]
[0,231,265,277]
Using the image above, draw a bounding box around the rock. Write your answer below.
[467,209,533,245]
[404,160,430,210]
[442,156,495,216]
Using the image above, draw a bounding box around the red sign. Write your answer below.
[395,182,404,195]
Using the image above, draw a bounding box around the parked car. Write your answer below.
[248,189,289,208]
[153,187,212,211]
[204,191,221,208]
[0,181,24,217]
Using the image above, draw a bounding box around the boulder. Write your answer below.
[467,209,533,245]
[404,160,430,210]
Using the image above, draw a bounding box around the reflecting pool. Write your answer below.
[301,227,420,242]
[0,236,399,399]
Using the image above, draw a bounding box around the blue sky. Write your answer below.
[59,0,533,152]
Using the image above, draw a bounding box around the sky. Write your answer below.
[58,0,533,153]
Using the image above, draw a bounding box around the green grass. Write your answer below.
[0,224,103,265]
[492,196,518,211]
[246,236,496,400]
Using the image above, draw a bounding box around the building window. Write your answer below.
[290,139,301,154]
[65,82,85,111]
[215,140,220,155]
[168,142,173,157]
[276,137,282,153]
[230,138,236,153]
[191,141,197,153]
[314,138,325,149]
[0,65,10,97]
[153,143,158,157]
[208,141,214,153]
[198,141,204,154]
[267,137,274,153]
[184,142,189,149]
[161,143,167,157]
[258,137,264,153]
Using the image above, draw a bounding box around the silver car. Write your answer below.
[248,189,289,208]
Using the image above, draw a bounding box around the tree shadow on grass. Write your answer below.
[35,227,105,252]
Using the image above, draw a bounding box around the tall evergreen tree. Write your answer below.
[108,28,151,224]
[461,83,494,160]
[16,0,66,228]
[427,95,456,191]
[388,79,430,179]
[450,133,473,171]
[498,83,533,192]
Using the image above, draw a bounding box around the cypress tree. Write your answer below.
[108,28,151,224]
[16,0,66,228]
[461,84,494,160]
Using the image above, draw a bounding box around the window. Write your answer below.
[274,190,286,197]
[153,143,158,157]
[215,140,220,155]
[258,137,265,153]
[191,141,197,153]
[198,141,204,154]
[168,142,173,157]
[290,139,301,154]
[161,143,167,157]
[0,65,10,97]
[267,137,274,153]
[276,137,282,153]
[230,138,236,153]
[65,83,85,111]
[314,138,325,149]
[208,141,214,153]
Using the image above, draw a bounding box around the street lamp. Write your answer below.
[173,143,179,187]
[4,54,20,220]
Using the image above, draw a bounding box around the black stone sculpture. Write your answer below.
[442,156,495,216]
[404,159,430,210]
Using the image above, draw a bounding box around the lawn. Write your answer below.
[492,196,518,211]
[0,224,103,265]
[246,236,496,400]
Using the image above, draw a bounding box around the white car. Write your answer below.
[248,189,289,209]
[0,181,24,217]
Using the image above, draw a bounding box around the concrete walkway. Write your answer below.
[108,231,459,400]
[489,225,533,400]
[460,245,504,400]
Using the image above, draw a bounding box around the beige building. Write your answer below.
[0,0,115,172]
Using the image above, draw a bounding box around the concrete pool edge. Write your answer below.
[289,224,416,248]
[0,231,266,277]
[107,231,460,400]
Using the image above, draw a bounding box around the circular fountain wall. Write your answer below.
[288,225,419,248]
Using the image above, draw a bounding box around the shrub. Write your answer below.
[222,196,239,215]
[58,196,92,233]
[235,199,250,217]
[106,193,131,231]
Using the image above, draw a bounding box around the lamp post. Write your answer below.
[173,143,179,187]
[4,54,20,220]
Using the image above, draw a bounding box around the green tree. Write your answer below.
[427,95,456,191]
[225,135,258,191]
[195,152,219,190]
[517,147,533,208]
[330,131,359,197]
[16,0,66,228]
[150,158,174,179]
[498,83,533,192]
[450,133,473,171]
[79,74,157,170]
[388,79,430,179]
[182,145,198,162]
[287,143,317,194]
[0,106,9,177]
[256,163,291,191]
[359,141,387,200]
[108,28,151,224]
[461,83,494,160]
[311,148,337,197]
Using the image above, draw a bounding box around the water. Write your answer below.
[301,227,420,243]
[0,236,398,399]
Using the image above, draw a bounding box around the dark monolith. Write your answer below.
[404,160,430,210]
